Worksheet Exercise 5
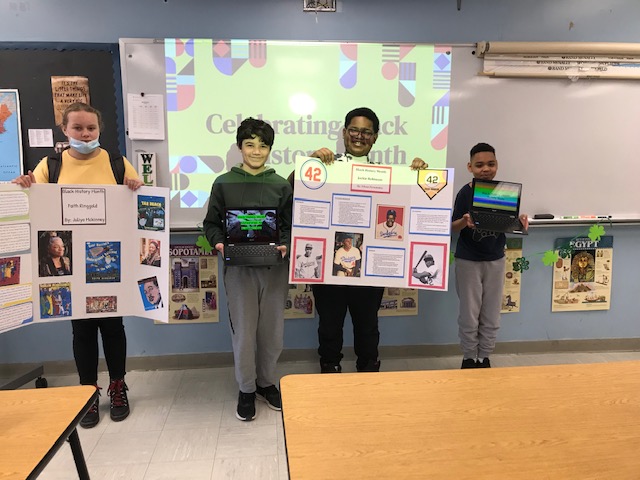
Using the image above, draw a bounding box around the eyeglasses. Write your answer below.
[346,127,375,139]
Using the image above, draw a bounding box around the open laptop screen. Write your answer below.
[224,208,279,244]
[472,180,521,213]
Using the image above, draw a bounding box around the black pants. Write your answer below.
[71,317,126,385]
[312,284,384,369]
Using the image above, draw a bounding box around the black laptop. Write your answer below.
[223,208,283,266]
[470,179,527,235]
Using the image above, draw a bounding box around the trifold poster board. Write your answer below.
[0,183,170,334]
[290,157,454,290]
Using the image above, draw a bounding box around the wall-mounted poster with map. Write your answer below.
[0,89,23,181]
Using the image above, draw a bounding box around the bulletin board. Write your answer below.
[0,43,124,172]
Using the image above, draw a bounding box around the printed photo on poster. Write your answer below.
[137,195,165,231]
[39,282,71,318]
[375,205,404,241]
[203,291,217,313]
[285,283,315,318]
[0,256,20,287]
[408,242,447,289]
[86,241,121,283]
[332,232,363,278]
[173,303,200,320]
[292,237,325,282]
[139,276,163,310]
[140,238,162,267]
[38,230,72,277]
[378,287,419,316]
[86,296,117,314]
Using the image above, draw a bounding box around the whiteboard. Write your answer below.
[448,46,640,220]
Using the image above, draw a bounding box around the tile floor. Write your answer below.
[31,350,640,479]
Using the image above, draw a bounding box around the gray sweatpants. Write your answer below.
[223,263,289,393]
[455,257,505,359]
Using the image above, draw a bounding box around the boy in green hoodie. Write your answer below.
[203,118,292,421]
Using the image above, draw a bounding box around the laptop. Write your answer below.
[223,207,283,266]
[470,179,527,234]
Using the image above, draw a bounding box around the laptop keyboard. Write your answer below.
[472,212,522,231]
[226,244,280,257]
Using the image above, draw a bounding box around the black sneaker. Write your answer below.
[107,378,130,422]
[236,391,256,421]
[256,384,282,411]
[477,358,491,368]
[320,363,342,373]
[461,358,477,369]
[80,386,101,428]
[357,360,381,372]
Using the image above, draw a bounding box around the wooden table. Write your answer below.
[0,385,98,480]
[281,361,640,480]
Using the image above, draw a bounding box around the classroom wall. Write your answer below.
[2,0,640,364]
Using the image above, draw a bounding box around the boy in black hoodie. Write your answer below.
[203,118,292,421]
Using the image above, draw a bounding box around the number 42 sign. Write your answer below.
[299,158,328,190]
[417,169,449,199]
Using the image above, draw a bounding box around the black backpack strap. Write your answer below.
[47,153,63,184]
[108,151,126,185]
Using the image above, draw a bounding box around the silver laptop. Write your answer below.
[470,179,527,235]
[223,208,283,266]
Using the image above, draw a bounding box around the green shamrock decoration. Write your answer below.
[541,250,560,266]
[557,246,573,259]
[588,224,605,242]
[513,257,529,272]
[196,234,213,253]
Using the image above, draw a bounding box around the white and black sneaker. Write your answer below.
[255,384,282,411]
[236,391,256,421]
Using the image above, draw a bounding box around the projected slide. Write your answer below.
[164,39,452,211]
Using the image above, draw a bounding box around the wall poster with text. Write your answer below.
[501,238,523,314]
[551,236,613,312]
[161,244,220,324]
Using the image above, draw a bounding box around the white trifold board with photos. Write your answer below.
[290,157,454,290]
[0,183,170,334]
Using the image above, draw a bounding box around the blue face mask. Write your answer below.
[69,137,100,155]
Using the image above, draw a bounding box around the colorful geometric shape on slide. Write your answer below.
[398,62,416,107]
[231,40,249,59]
[198,155,225,173]
[212,40,248,76]
[432,47,451,90]
[166,38,194,57]
[430,124,448,151]
[169,156,223,175]
[186,190,209,208]
[381,44,400,80]
[430,92,450,150]
[381,62,398,80]
[339,43,357,89]
[171,173,190,191]
[249,40,267,68]
[398,44,415,61]
[165,40,196,111]
[179,190,199,208]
